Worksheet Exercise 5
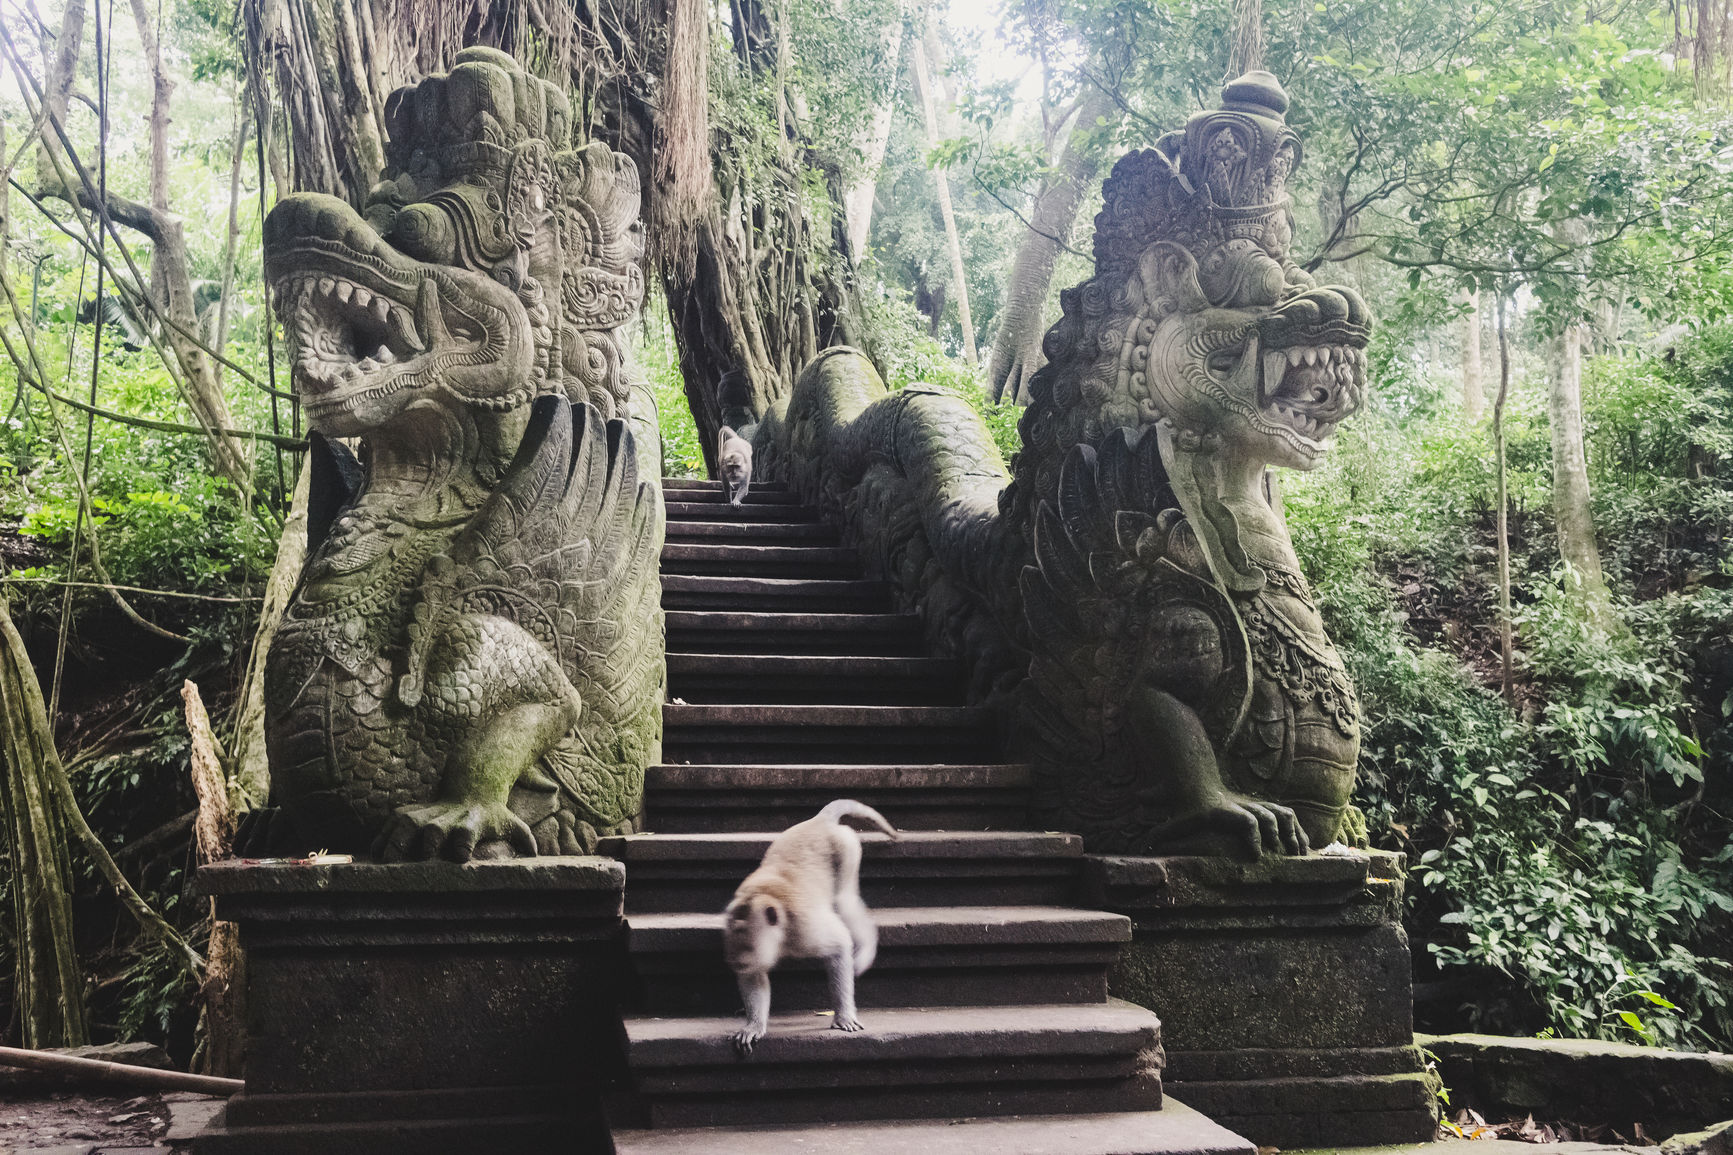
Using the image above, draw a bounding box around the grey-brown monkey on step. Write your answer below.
[722,799,898,1056]
[717,425,753,508]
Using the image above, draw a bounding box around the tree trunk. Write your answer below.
[1550,319,1611,612]
[844,12,904,258]
[34,0,87,195]
[1494,294,1515,703]
[214,101,250,382]
[1695,0,1733,104]
[228,460,311,811]
[0,599,88,1049]
[1459,287,1484,420]
[1227,0,1264,77]
[988,83,1118,403]
[911,33,976,364]
[182,681,243,1078]
[127,0,174,304]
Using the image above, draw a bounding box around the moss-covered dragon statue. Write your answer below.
[757,72,1370,858]
[259,47,663,862]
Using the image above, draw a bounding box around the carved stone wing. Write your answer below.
[1018,428,1253,845]
[440,394,664,834]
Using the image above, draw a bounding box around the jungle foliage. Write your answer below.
[0,0,1730,1058]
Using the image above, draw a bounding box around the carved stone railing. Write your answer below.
[753,352,1028,703]
[756,71,1372,861]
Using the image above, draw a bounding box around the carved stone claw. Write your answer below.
[1152,791,1311,860]
[732,1026,764,1057]
[374,800,538,863]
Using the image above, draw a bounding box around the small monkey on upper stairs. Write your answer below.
[717,426,754,508]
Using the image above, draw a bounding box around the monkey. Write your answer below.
[722,799,898,1056]
[717,425,754,508]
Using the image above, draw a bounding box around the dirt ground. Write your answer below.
[0,1090,223,1154]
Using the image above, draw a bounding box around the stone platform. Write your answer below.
[1086,849,1441,1148]
[190,856,626,1154]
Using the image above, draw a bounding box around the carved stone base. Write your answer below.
[1083,850,1440,1148]
[192,857,626,1154]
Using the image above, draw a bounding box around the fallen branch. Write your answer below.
[112,808,195,862]
[0,1045,241,1096]
[3,577,268,603]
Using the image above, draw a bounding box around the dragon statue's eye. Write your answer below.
[389,204,457,264]
[1207,349,1240,375]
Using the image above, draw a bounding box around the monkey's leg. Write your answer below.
[829,829,875,974]
[826,951,863,1033]
[837,890,878,976]
[733,970,771,1057]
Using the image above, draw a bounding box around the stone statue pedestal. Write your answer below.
[191,857,626,1154]
[1083,850,1439,1147]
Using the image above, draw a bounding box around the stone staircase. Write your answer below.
[605,479,1255,1154]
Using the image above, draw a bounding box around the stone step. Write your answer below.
[661,575,892,612]
[619,1000,1164,1128]
[660,484,802,504]
[663,478,790,493]
[665,611,925,657]
[660,543,862,579]
[662,703,996,765]
[667,501,820,523]
[597,829,1083,912]
[613,1100,1255,1155]
[664,519,841,546]
[644,762,1030,832]
[666,654,963,706]
[626,905,1128,1015]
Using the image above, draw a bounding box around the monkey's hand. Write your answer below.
[831,1013,865,1033]
[732,1024,766,1057]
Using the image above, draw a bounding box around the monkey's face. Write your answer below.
[720,447,752,487]
[723,894,786,973]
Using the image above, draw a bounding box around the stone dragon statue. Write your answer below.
[259,47,664,861]
[758,72,1371,858]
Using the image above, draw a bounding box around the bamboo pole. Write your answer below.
[0,1045,242,1096]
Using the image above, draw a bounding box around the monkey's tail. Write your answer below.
[818,799,899,839]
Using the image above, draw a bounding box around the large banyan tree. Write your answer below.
[244,0,868,471]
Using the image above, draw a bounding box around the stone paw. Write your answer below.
[373,800,538,863]
[831,1014,865,1033]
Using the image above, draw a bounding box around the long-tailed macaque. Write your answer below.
[717,425,753,508]
[722,800,898,1055]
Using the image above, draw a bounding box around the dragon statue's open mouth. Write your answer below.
[1258,341,1366,443]
[280,272,429,416]
[1252,285,1371,452]
[264,195,527,432]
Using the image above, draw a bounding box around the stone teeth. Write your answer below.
[353,286,373,309]
[1288,348,1304,367]
[388,307,425,353]
[335,282,354,304]
[1318,346,1333,365]
[375,346,395,365]
[318,276,336,297]
[372,297,390,324]
[1303,347,1318,366]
